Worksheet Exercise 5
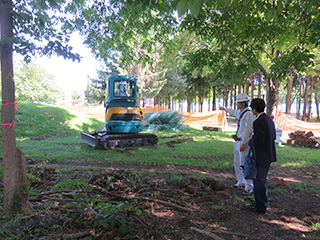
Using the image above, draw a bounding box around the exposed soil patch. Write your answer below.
[20,160,320,240]
[162,137,194,148]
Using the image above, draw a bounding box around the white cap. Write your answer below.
[235,93,250,103]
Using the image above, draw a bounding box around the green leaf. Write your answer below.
[177,0,189,17]
[85,185,94,191]
[118,221,127,233]
[276,2,282,14]
[221,0,231,8]
[135,209,142,215]
[100,219,108,228]
[265,9,273,22]
[89,196,99,204]
[78,177,87,185]
[73,193,84,201]
[242,0,251,7]
[189,0,200,18]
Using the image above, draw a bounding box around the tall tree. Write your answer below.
[1,0,29,213]
[0,0,84,213]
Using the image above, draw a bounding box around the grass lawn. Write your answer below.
[1,102,319,169]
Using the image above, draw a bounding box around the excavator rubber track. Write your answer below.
[81,130,158,150]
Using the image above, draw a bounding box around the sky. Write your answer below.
[34,32,102,92]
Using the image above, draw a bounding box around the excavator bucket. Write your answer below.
[80,132,100,148]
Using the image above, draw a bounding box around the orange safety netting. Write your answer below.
[66,105,320,133]
[142,105,227,128]
[141,105,170,113]
[274,110,320,133]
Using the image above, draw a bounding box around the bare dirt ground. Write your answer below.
[25,155,320,240]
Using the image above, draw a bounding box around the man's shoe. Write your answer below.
[242,189,253,195]
[246,206,267,214]
[231,184,245,190]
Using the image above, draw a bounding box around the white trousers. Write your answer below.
[234,141,253,190]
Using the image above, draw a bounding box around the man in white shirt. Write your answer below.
[220,93,254,195]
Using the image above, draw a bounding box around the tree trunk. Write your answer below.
[302,76,310,121]
[194,94,197,112]
[258,71,262,98]
[1,0,29,213]
[230,86,233,109]
[315,76,320,121]
[315,94,319,121]
[198,85,203,112]
[245,73,250,95]
[187,89,192,112]
[208,91,211,112]
[154,96,158,106]
[286,76,293,115]
[179,99,182,112]
[307,76,313,121]
[224,85,228,108]
[238,83,242,95]
[250,73,254,100]
[297,75,303,119]
[265,76,279,115]
[212,86,216,111]
[233,85,237,108]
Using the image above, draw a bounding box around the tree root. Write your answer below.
[105,191,195,212]
[190,227,225,240]
[190,226,261,240]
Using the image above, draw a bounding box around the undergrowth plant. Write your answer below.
[51,178,141,234]
[310,222,320,230]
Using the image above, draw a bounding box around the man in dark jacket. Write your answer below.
[247,98,277,214]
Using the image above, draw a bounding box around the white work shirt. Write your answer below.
[225,107,254,145]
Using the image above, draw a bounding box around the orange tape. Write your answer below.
[1,102,19,110]
[1,120,15,128]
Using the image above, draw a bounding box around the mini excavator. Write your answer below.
[81,75,158,150]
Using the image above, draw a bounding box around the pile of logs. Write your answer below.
[287,130,320,148]
[202,126,223,132]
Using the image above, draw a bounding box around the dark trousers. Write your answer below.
[253,163,270,212]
